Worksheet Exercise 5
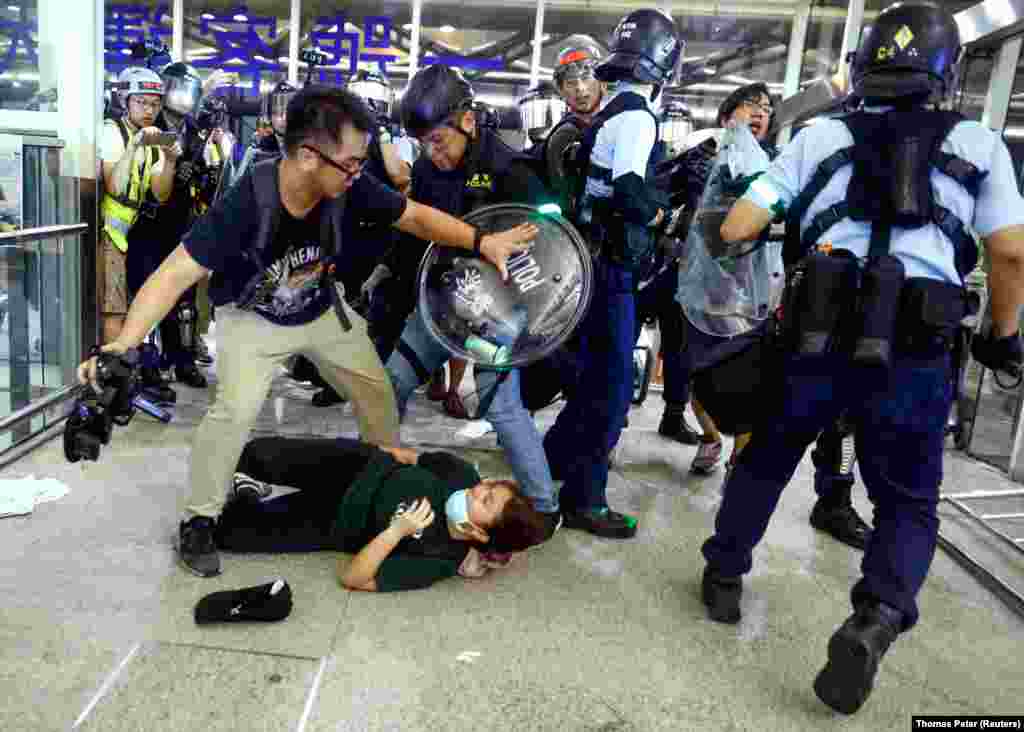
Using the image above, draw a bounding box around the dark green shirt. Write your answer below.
[335,452,482,592]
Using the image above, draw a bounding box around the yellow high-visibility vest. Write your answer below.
[101,118,158,253]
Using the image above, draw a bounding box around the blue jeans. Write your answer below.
[702,352,953,630]
[544,260,635,512]
[386,308,558,514]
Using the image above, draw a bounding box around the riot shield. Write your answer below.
[417,203,593,369]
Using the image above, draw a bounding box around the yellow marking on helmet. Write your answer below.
[894,25,914,50]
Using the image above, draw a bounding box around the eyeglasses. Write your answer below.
[301,145,366,177]
[130,97,162,112]
[742,99,774,116]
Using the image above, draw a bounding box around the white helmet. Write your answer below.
[117,66,164,108]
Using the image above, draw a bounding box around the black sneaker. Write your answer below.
[702,567,742,624]
[312,387,347,407]
[562,507,637,539]
[810,501,873,551]
[813,604,900,715]
[658,409,701,445]
[140,367,177,405]
[178,516,221,578]
[230,472,273,502]
[175,363,208,389]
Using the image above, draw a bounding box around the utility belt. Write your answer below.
[581,195,657,273]
[779,249,968,366]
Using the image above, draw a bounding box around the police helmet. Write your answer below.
[400,65,474,138]
[117,66,164,108]
[262,81,297,133]
[850,1,961,102]
[160,62,203,117]
[553,35,605,87]
[348,69,394,121]
[517,82,567,144]
[596,9,684,87]
[660,101,694,154]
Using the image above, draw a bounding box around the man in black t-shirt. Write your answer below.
[79,87,538,579]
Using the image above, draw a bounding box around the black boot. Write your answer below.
[175,363,208,389]
[810,501,872,550]
[814,603,901,714]
[658,404,700,445]
[702,566,742,624]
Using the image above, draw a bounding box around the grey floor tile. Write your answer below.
[74,642,321,732]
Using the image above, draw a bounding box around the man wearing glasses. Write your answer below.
[79,86,537,578]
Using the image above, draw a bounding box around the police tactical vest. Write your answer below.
[784,109,984,279]
[575,91,664,271]
[101,117,159,253]
[236,159,351,329]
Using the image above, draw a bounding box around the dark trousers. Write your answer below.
[367,275,418,363]
[215,437,375,553]
[702,352,952,629]
[544,260,635,511]
[127,241,197,370]
[634,263,690,406]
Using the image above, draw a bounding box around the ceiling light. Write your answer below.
[439,25,455,33]
[328,24,338,33]
[278,56,289,63]
[121,48,132,55]
[233,14,248,22]
[7,5,19,11]
[11,81,19,87]
[201,12,214,20]
[402,23,414,30]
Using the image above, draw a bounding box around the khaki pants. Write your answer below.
[185,302,399,518]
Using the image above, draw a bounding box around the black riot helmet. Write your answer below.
[851,1,961,102]
[160,62,202,117]
[348,68,394,121]
[262,80,297,135]
[401,64,475,139]
[596,9,684,88]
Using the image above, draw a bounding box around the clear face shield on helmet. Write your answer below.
[660,107,694,157]
[163,73,202,118]
[262,89,295,136]
[555,60,601,114]
[518,93,567,144]
[350,77,394,121]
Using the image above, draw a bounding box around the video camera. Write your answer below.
[194,96,227,132]
[64,348,171,464]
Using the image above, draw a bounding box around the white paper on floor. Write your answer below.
[455,420,494,440]
[0,475,70,518]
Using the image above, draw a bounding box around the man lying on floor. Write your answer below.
[214,436,548,591]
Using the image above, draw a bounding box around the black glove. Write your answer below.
[971,330,1024,379]
[679,138,718,194]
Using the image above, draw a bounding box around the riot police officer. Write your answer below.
[543,9,683,538]
[700,1,1024,714]
[383,64,562,543]
[227,81,296,186]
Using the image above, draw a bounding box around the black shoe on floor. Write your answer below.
[178,516,221,578]
[140,367,177,405]
[312,387,347,407]
[813,604,900,715]
[810,500,872,551]
[562,507,637,539]
[658,410,701,445]
[702,567,742,624]
[175,363,208,389]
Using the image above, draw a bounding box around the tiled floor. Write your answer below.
[3,359,1023,731]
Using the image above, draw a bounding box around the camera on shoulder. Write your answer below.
[64,348,171,463]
